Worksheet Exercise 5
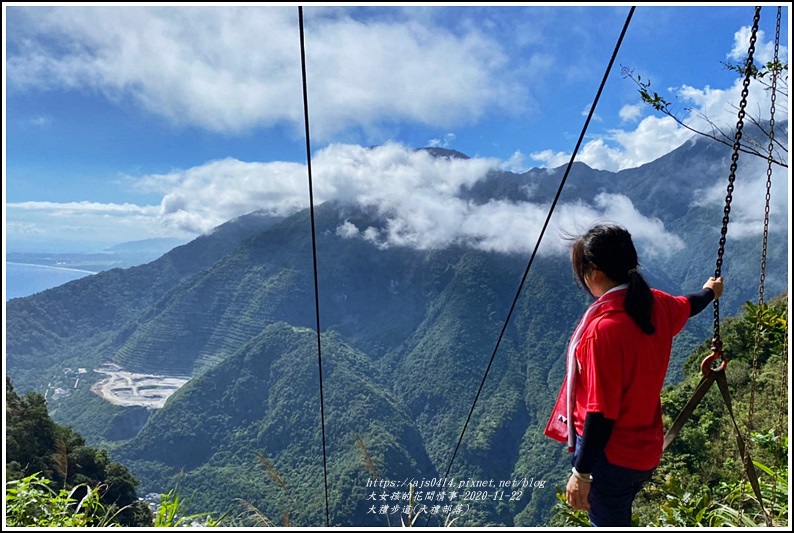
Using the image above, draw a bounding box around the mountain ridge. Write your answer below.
[5,130,788,526]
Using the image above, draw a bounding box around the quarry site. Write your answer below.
[90,364,190,409]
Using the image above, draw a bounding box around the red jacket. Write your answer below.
[545,288,690,470]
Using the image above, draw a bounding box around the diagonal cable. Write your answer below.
[428,6,636,525]
[297,6,331,527]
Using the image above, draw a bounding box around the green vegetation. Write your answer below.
[5,209,283,393]
[110,322,438,527]
[4,142,789,527]
[6,472,125,527]
[5,472,229,528]
[5,377,233,527]
[5,377,154,527]
[550,294,789,527]
[151,486,227,527]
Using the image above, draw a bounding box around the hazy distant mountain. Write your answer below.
[7,238,190,275]
[102,237,187,254]
[5,238,191,301]
[6,210,283,390]
[4,127,788,526]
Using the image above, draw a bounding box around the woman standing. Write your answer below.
[544,223,723,527]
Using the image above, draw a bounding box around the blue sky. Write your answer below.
[3,3,790,254]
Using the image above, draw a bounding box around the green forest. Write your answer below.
[5,377,153,527]
[6,293,788,527]
[6,131,789,527]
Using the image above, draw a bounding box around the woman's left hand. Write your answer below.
[566,474,591,511]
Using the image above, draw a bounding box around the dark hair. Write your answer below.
[570,223,655,334]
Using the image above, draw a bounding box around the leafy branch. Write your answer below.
[621,64,788,169]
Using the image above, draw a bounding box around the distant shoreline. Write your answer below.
[6,262,97,275]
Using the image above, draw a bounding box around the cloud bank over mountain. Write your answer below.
[138,142,692,257]
[9,139,786,257]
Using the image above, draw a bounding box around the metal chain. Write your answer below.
[747,3,779,437]
[711,6,761,359]
[741,7,780,526]
[757,5,780,311]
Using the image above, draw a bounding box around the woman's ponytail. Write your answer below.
[625,268,655,335]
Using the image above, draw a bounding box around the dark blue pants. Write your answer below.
[573,435,654,527]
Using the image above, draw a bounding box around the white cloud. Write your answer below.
[428,133,456,149]
[582,103,602,123]
[335,221,359,239]
[500,150,528,174]
[7,6,524,142]
[642,23,789,147]
[133,143,685,256]
[529,149,570,169]
[528,115,694,173]
[6,8,782,255]
[529,76,782,174]
[5,201,182,245]
[530,114,692,173]
[523,26,787,173]
[8,7,301,134]
[619,104,642,123]
[729,25,788,66]
[8,7,781,178]
[531,193,686,259]
[8,201,159,216]
[144,158,309,233]
[691,155,789,239]
[591,193,686,257]
[5,143,692,256]
[607,116,693,168]
[574,139,627,171]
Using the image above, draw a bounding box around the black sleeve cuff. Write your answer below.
[574,412,615,474]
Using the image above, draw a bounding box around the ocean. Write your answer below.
[5,262,96,301]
